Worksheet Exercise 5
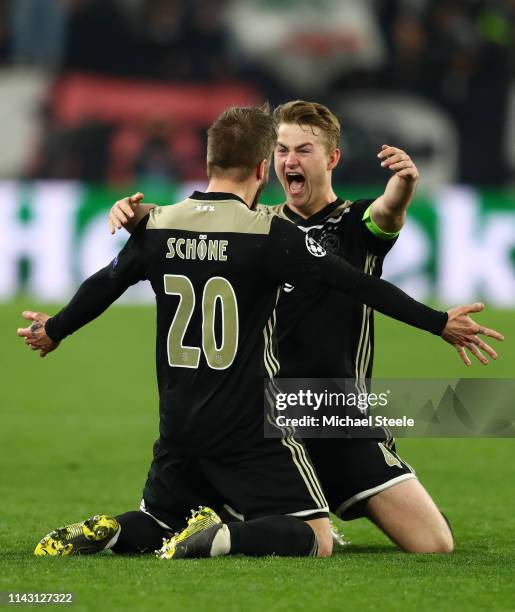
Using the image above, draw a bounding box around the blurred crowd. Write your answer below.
[3,0,237,79]
[0,0,513,186]
[356,0,514,184]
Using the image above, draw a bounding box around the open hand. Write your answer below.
[442,303,504,366]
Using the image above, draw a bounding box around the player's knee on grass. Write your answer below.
[425,513,454,554]
[365,478,453,554]
[395,514,454,554]
[112,511,169,554]
[436,531,454,554]
[401,510,454,554]
[306,517,333,557]
[405,526,453,554]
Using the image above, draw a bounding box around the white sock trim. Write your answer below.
[104,526,121,550]
[209,524,231,557]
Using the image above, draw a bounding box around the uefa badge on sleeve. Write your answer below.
[305,234,326,258]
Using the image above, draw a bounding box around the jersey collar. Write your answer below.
[190,191,248,207]
[284,198,342,225]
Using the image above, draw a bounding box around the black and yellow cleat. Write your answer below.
[157,507,222,559]
[34,514,120,557]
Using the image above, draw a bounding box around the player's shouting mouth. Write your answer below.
[286,172,306,195]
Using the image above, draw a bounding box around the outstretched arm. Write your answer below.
[318,254,503,365]
[267,218,504,365]
[369,145,418,234]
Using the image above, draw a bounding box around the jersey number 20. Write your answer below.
[164,274,238,370]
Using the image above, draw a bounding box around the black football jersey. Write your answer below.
[264,198,397,379]
[47,192,445,454]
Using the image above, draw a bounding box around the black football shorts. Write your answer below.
[141,435,329,530]
[303,436,416,520]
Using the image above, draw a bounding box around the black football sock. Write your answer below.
[226,515,318,557]
[111,511,169,554]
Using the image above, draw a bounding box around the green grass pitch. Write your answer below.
[1,301,514,611]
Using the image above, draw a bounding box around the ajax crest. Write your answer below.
[305,234,326,258]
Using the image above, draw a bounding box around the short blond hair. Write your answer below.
[273,100,340,152]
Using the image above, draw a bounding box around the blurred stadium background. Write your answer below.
[0,0,514,304]
[1,1,514,610]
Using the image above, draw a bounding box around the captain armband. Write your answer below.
[362,204,401,240]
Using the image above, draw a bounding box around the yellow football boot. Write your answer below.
[157,507,222,559]
[34,514,120,556]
